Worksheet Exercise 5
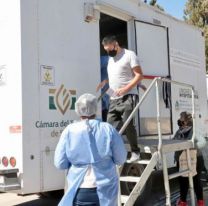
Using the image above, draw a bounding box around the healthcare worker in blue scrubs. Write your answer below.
[54,93,127,206]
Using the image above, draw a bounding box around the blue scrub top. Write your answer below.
[54,119,127,206]
[101,56,109,110]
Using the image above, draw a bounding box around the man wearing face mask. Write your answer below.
[97,35,143,162]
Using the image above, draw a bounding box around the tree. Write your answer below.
[144,0,164,11]
[184,0,208,72]
[149,0,157,6]
[149,0,164,11]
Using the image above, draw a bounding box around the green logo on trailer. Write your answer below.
[49,84,76,115]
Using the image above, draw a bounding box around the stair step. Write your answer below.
[138,159,150,165]
[120,176,141,182]
[126,159,150,164]
[121,195,129,204]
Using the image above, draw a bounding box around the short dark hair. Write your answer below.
[102,35,117,45]
[178,111,193,126]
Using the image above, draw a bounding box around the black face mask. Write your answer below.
[107,47,117,57]
[177,119,184,127]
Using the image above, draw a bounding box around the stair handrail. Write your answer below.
[116,77,196,206]
[118,77,157,135]
[118,77,196,147]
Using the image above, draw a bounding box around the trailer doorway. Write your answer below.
[99,13,128,121]
[134,21,172,136]
[99,13,128,51]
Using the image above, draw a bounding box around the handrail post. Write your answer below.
[117,166,122,206]
[156,79,171,206]
[188,86,196,206]
[191,87,196,145]
[156,79,162,154]
[186,149,195,206]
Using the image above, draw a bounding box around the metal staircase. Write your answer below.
[117,77,197,206]
[120,151,158,205]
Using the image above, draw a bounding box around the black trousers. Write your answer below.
[178,155,204,202]
[102,109,108,122]
[107,94,140,153]
[73,188,100,206]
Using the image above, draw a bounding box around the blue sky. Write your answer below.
[153,0,187,19]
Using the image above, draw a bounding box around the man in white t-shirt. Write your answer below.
[97,35,143,162]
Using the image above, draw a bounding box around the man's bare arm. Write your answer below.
[96,79,109,92]
[115,66,143,96]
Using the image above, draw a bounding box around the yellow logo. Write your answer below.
[44,70,52,82]
[49,84,76,115]
[41,65,54,85]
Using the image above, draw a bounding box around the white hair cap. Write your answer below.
[75,93,97,117]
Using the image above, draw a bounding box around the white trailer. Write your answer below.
[0,0,207,203]
[207,74,208,99]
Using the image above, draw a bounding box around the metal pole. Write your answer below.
[162,154,171,206]
[155,79,171,206]
[161,77,193,88]
[117,166,122,206]
[191,87,196,145]
[186,149,195,206]
[156,80,162,154]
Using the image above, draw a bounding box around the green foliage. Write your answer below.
[184,0,208,72]
[205,27,208,72]
[149,0,157,6]
[147,0,164,11]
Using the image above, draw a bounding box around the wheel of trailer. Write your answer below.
[39,190,64,199]
[121,163,152,204]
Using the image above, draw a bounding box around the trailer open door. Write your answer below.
[134,21,172,136]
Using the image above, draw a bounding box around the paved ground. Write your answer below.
[1,183,208,206]
[0,192,60,206]
[1,191,208,206]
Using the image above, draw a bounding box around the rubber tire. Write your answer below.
[39,189,64,199]
[121,163,153,205]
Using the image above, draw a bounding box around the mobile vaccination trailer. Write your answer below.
[0,0,207,204]
[207,75,208,100]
